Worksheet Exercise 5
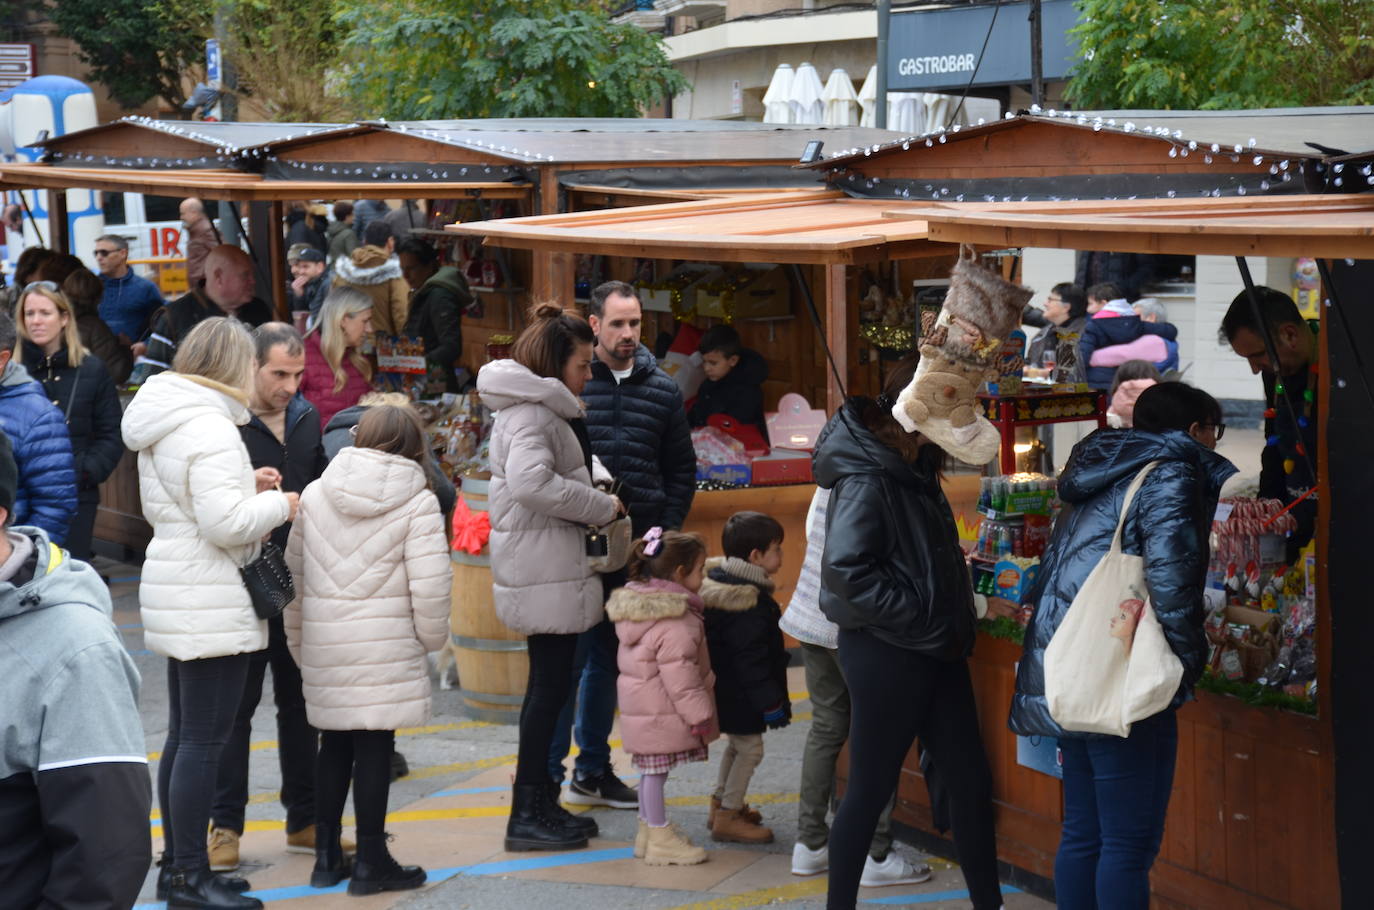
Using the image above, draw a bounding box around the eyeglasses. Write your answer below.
[22,280,58,294]
[93,248,122,257]
[1046,296,1063,305]
[1205,423,1227,440]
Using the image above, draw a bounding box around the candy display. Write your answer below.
[434,393,492,480]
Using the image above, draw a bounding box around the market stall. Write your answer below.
[870,193,1374,909]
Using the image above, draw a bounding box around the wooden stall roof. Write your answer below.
[34,118,353,166]
[264,119,907,167]
[445,190,944,265]
[814,107,1374,171]
[892,194,1374,259]
[0,163,531,201]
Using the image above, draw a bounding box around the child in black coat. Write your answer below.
[687,325,769,436]
[701,511,791,844]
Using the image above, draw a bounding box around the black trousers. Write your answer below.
[65,498,99,561]
[828,628,1002,910]
[159,653,251,870]
[212,615,318,835]
[316,730,396,837]
[517,632,579,785]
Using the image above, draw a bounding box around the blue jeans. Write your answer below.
[1056,709,1179,910]
[547,615,619,783]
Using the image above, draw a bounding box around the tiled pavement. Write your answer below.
[102,557,1054,910]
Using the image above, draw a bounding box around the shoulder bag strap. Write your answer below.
[1107,460,1161,556]
[63,364,82,423]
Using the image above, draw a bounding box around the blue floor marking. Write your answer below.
[862,886,1021,904]
[429,784,510,797]
[111,575,141,583]
[133,848,639,906]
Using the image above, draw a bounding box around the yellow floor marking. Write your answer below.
[661,878,829,909]
[788,689,810,701]
[147,719,493,762]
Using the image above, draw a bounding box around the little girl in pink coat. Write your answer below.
[606,529,718,867]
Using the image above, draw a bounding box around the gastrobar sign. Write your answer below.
[889,0,1080,93]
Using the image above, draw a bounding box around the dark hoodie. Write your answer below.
[323,404,456,519]
[813,400,976,660]
[1009,428,1236,739]
[403,265,471,393]
[687,347,769,436]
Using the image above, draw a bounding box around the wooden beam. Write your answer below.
[268,200,287,319]
[49,189,69,254]
[824,264,848,413]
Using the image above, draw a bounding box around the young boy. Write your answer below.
[700,510,791,844]
[687,325,769,435]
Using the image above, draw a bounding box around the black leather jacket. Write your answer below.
[814,400,976,661]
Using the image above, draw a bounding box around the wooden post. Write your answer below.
[824,263,849,413]
[49,190,69,254]
[268,200,287,319]
[531,167,574,308]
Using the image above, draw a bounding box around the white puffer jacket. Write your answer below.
[284,445,452,731]
[479,359,619,635]
[121,372,291,661]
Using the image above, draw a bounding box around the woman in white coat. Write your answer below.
[479,303,623,853]
[285,404,451,895]
[121,317,298,910]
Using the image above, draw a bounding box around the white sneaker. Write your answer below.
[791,841,829,876]
[860,852,933,887]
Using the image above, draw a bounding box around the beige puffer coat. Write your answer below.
[284,445,452,731]
[121,372,291,661]
[478,359,619,636]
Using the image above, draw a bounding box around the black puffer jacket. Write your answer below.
[239,395,329,550]
[701,559,791,735]
[1008,428,1236,739]
[403,266,470,393]
[687,348,768,436]
[583,345,695,536]
[21,342,124,503]
[814,400,975,660]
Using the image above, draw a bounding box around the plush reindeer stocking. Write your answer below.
[893,246,1033,464]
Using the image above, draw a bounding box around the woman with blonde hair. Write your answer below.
[122,316,298,909]
[300,287,373,430]
[16,281,123,559]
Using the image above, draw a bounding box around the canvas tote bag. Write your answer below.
[1043,461,1185,737]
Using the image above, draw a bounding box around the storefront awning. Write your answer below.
[890,194,1374,259]
[0,163,531,201]
[446,190,944,265]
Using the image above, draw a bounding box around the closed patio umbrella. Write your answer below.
[820,68,860,126]
[789,62,825,125]
[762,64,794,124]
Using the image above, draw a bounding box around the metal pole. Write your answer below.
[1029,0,1044,107]
[214,1,240,247]
[876,0,890,129]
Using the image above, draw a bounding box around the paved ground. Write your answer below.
[105,561,1055,910]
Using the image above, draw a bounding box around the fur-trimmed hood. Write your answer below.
[700,557,772,612]
[334,246,402,285]
[607,578,703,645]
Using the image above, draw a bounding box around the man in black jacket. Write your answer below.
[0,429,152,909]
[208,323,332,871]
[135,245,273,378]
[550,281,696,809]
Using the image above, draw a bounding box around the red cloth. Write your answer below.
[300,331,371,430]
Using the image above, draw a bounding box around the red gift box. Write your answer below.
[707,414,770,457]
[750,447,813,485]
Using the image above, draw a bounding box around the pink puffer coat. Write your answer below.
[607,578,719,756]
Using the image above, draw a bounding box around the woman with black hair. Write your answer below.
[1010,381,1237,910]
[814,356,1002,910]
[1026,282,1089,381]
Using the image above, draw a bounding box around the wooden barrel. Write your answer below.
[450,477,528,724]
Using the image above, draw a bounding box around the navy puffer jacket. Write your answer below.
[582,345,695,536]
[1009,428,1236,739]
[0,361,77,542]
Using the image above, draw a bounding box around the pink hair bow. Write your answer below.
[643,526,664,557]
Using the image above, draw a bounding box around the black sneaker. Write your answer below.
[565,768,638,809]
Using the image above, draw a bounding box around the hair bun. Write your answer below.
[530,302,564,321]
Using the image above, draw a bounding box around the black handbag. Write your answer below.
[240,541,295,620]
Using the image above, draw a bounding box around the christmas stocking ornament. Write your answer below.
[893,246,1033,463]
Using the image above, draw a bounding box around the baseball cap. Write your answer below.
[295,248,326,264]
[287,243,313,263]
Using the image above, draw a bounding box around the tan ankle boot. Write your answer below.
[643,822,707,866]
[711,807,774,844]
[634,819,648,858]
[709,796,763,827]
